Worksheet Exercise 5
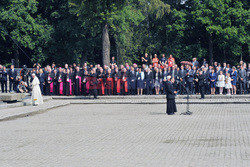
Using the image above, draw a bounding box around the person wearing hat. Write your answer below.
[165,75,177,115]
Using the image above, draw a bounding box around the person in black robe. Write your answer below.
[165,76,177,115]
[81,70,89,95]
[128,67,137,95]
[74,67,82,95]
[45,69,54,95]
[53,69,58,95]
[56,68,64,95]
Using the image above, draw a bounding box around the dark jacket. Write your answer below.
[178,69,187,82]
[165,81,176,99]
[38,73,46,84]
[8,69,17,81]
[186,69,194,83]
[198,73,205,86]
[1,70,8,82]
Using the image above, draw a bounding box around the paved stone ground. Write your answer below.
[0,104,250,167]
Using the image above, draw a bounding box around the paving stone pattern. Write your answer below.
[0,104,250,167]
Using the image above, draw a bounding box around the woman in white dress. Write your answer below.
[31,73,44,106]
[225,73,232,95]
[217,71,225,94]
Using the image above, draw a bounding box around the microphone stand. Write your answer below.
[179,81,193,115]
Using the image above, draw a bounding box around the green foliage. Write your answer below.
[0,0,53,65]
[0,0,249,66]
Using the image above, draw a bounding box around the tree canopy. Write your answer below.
[0,0,249,67]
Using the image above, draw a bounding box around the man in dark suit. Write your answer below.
[197,70,205,99]
[38,70,46,95]
[203,67,210,95]
[128,67,137,95]
[0,65,3,92]
[178,65,187,94]
[145,68,154,95]
[162,68,168,94]
[8,65,17,92]
[238,65,247,94]
[186,65,194,94]
[165,76,177,115]
[1,66,8,93]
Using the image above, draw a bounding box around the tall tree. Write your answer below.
[0,0,52,66]
[69,0,127,66]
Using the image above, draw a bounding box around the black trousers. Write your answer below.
[45,84,53,95]
[1,81,7,93]
[186,82,194,94]
[89,89,97,98]
[195,82,199,94]
[205,83,210,94]
[239,80,246,94]
[199,85,205,99]
[166,98,177,115]
[179,81,186,94]
[9,80,16,92]
[40,83,44,95]
[146,81,153,95]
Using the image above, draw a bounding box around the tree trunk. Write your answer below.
[102,23,110,66]
[208,33,213,65]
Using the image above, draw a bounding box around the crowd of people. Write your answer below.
[0,54,250,98]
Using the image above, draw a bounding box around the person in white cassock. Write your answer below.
[31,73,43,106]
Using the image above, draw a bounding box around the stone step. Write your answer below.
[0,93,28,102]
[66,98,250,105]
[0,100,70,121]
[51,94,250,100]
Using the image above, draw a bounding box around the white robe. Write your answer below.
[31,76,43,105]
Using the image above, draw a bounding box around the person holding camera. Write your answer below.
[17,80,29,93]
